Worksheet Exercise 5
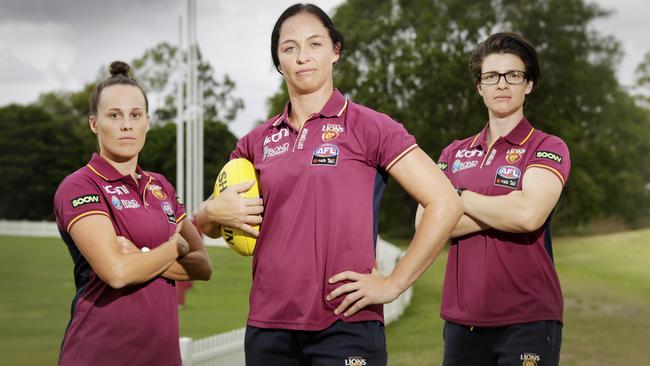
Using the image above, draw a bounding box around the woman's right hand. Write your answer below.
[199,181,264,237]
[169,222,190,257]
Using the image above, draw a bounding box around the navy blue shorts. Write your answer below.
[245,320,387,366]
[443,320,562,366]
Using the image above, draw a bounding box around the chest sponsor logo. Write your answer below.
[437,162,448,171]
[485,149,497,166]
[321,123,344,142]
[536,150,563,164]
[311,143,339,166]
[345,356,367,365]
[263,142,290,160]
[506,148,526,164]
[297,127,309,150]
[452,159,478,173]
[111,195,141,210]
[455,149,484,158]
[71,194,100,208]
[264,128,289,146]
[147,184,166,200]
[520,353,540,366]
[161,201,175,223]
[103,184,129,195]
[494,165,521,189]
[111,195,122,210]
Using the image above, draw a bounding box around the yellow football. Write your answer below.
[213,158,260,256]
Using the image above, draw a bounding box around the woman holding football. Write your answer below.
[196,3,461,365]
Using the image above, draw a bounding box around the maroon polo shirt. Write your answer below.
[54,153,186,366]
[437,118,571,327]
[232,89,417,330]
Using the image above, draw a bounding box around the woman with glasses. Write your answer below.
[418,32,571,366]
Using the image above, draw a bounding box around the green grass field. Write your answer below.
[1,229,648,365]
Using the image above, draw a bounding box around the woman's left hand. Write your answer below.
[325,268,402,317]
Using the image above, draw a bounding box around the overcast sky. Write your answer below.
[1,0,648,137]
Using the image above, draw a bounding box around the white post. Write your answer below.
[179,336,193,366]
[198,79,204,204]
[176,15,185,201]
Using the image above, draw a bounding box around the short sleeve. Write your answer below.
[526,136,571,186]
[363,112,417,171]
[54,175,111,233]
[230,133,254,162]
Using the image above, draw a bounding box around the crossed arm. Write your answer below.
[415,167,564,237]
[70,215,211,289]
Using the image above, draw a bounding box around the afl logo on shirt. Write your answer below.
[111,195,123,210]
[495,165,521,189]
[311,143,339,166]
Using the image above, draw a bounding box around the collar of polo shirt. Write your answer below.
[86,153,150,182]
[470,117,536,150]
[271,89,349,129]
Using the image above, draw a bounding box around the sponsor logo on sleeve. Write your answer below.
[494,165,521,189]
[71,194,100,208]
[311,143,339,166]
[505,148,526,163]
[437,162,448,171]
[148,184,167,200]
[535,150,563,164]
[321,123,344,142]
[452,159,478,173]
[297,128,309,150]
[161,201,176,223]
[176,195,184,205]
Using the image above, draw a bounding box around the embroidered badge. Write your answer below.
[311,143,339,166]
[494,165,521,189]
[505,148,526,164]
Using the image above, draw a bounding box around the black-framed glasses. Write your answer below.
[479,70,527,85]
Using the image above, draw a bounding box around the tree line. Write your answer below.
[268,0,650,236]
[1,0,649,237]
[0,43,239,221]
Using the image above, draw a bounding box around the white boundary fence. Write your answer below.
[0,221,413,365]
[0,220,60,237]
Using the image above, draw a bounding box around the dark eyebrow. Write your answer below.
[280,34,326,45]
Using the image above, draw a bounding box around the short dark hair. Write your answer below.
[469,32,540,88]
[89,61,149,115]
[271,3,344,74]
